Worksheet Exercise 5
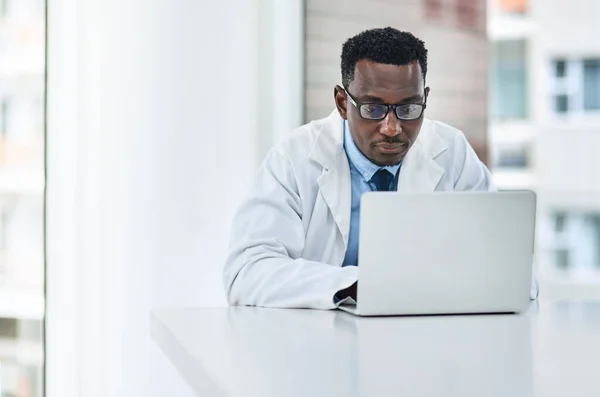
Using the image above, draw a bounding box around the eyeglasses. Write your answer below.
[343,87,427,121]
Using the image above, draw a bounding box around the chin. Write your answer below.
[373,154,404,167]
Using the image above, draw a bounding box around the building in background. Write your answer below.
[0,0,45,396]
[489,0,600,298]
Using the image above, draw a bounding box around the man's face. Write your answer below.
[335,60,430,166]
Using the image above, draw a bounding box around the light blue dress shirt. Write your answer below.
[342,121,401,267]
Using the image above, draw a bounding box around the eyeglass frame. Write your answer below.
[343,86,428,121]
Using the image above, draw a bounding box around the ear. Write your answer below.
[424,86,431,103]
[334,85,348,120]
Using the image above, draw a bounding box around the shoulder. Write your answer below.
[272,113,336,164]
[420,118,468,150]
[277,121,319,156]
[416,119,476,166]
[420,119,493,190]
[259,115,335,198]
[411,119,470,163]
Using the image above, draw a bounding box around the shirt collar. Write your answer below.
[343,120,401,182]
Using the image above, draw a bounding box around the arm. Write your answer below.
[453,132,539,300]
[223,148,358,309]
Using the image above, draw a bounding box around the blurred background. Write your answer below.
[0,0,45,396]
[0,0,598,396]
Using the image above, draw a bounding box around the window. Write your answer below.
[555,249,570,270]
[0,207,9,275]
[551,58,600,115]
[424,0,483,30]
[592,215,600,270]
[583,59,600,111]
[491,40,528,120]
[425,0,444,19]
[546,212,600,274]
[554,212,566,233]
[555,94,569,114]
[498,0,528,14]
[554,59,567,78]
[1,99,10,138]
[494,145,529,169]
[0,0,9,18]
[455,0,480,29]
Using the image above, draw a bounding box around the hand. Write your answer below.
[336,282,357,301]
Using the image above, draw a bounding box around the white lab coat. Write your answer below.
[223,110,538,309]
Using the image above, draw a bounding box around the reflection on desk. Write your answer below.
[151,301,600,397]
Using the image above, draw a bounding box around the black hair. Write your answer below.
[341,27,428,88]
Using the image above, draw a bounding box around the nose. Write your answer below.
[379,110,402,138]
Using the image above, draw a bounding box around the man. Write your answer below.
[223,27,537,309]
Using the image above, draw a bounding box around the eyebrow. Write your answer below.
[357,93,423,104]
[357,94,385,103]
[398,94,424,103]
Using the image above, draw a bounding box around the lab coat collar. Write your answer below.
[309,110,449,246]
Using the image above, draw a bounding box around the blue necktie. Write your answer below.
[371,169,394,191]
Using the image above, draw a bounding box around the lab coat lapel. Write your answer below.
[309,111,352,247]
[397,120,448,192]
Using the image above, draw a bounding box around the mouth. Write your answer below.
[375,142,409,154]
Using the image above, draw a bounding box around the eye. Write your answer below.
[361,104,387,119]
[397,105,412,116]
[396,104,422,119]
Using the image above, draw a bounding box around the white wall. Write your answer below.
[535,0,600,57]
[46,0,302,396]
[536,128,600,199]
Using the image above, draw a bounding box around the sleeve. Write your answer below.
[222,148,358,309]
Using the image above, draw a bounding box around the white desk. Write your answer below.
[151,301,600,397]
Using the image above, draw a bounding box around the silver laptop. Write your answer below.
[339,191,536,316]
